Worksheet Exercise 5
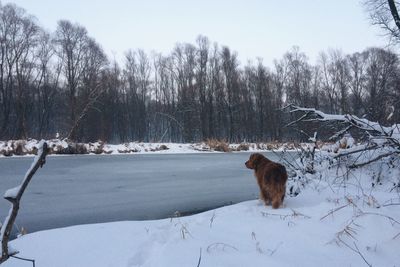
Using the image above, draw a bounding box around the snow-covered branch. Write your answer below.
[283,105,400,186]
[0,140,48,264]
[286,104,400,149]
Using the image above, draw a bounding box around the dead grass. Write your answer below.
[206,139,231,152]
[150,144,169,151]
[235,143,250,151]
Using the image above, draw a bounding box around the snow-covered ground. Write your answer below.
[2,147,400,267]
[2,187,399,267]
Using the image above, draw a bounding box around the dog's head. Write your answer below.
[245,153,265,170]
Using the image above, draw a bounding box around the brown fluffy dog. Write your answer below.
[245,153,288,209]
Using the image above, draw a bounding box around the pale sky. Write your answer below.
[3,0,388,66]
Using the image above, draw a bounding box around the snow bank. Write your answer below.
[2,185,399,267]
[0,139,302,157]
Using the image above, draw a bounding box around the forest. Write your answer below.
[0,2,399,143]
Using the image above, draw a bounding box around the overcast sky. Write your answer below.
[4,0,388,66]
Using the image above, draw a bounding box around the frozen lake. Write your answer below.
[0,152,288,235]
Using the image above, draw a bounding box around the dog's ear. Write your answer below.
[251,153,262,166]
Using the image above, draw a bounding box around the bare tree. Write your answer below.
[318,51,338,113]
[364,47,398,124]
[0,4,39,139]
[221,46,240,142]
[35,31,59,138]
[348,51,368,117]
[207,43,223,139]
[329,49,350,114]
[196,35,210,140]
[123,49,151,141]
[271,58,288,140]
[171,43,198,142]
[54,20,89,139]
[365,0,400,44]
[71,37,108,141]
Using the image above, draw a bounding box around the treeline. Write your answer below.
[1,3,399,143]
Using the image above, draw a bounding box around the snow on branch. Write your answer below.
[286,104,400,148]
[0,140,48,264]
[284,105,400,170]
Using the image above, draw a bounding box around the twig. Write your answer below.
[261,209,311,220]
[337,238,371,267]
[320,203,351,221]
[352,241,372,267]
[359,212,400,226]
[382,202,400,207]
[268,242,283,256]
[284,111,312,128]
[66,88,103,140]
[271,148,302,173]
[251,232,283,256]
[209,211,216,228]
[196,248,202,267]
[10,255,35,267]
[329,125,353,140]
[393,232,400,240]
[206,242,238,253]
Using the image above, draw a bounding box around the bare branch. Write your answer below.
[388,0,400,32]
[1,141,48,264]
[349,151,398,169]
[332,144,378,158]
[196,248,202,267]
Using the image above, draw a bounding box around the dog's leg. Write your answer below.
[261,190,271,206]
[259,191,266,203]
[271,196,281,209]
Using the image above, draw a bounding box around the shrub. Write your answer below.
[158,144,169,150]
[236,143,249,151]
[206,139,231,152]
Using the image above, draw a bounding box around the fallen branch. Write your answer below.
[0,140,48,264]
[332,144,378,159]
[286,104,400,149]
[349,151,398,169]
[261,209,311,220]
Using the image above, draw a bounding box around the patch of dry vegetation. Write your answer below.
[205,139,231,152]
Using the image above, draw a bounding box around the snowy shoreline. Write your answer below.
[0,139,303,157]
[3,188,400,267]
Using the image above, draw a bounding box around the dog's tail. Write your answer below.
[279,164,288,181]
[271,164,288,183]
[268,164,288,206]
[278,165,288,203]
